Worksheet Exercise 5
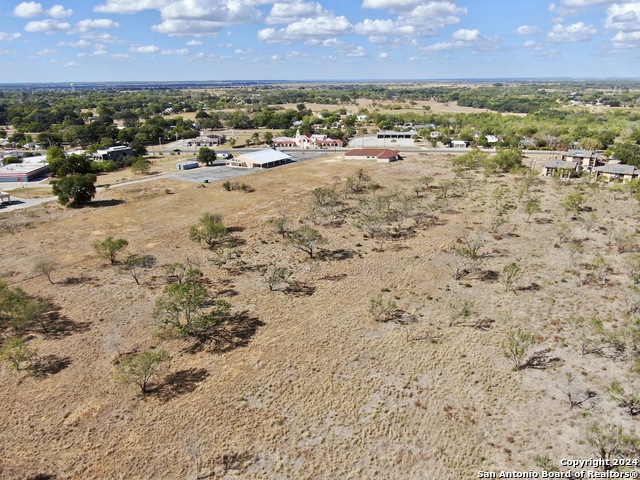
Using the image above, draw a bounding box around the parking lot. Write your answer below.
[165,163,255,184]
[164,150,329,184]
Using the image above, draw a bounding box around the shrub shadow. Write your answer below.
[85,199,125,208]
[284,281,316,297]
[41,305,91,338]
[317,248,356,261]
[185,310,264,354]
[157,367,209,402]
[523,348,563,369]
[28,354,72,378]
[61,275,93,285]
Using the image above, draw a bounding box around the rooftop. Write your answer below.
[238,149,292,165]
[345,148,400,159]
[0,163,49,174]
[593,163,637,175]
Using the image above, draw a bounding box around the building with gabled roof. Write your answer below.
[344,149,401,163]
[272,129,343,149]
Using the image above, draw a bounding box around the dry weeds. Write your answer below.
[0,154,638,479]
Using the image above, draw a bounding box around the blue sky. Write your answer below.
[0,0,639,83]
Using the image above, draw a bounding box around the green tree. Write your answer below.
[0,282,50,333]
[130,157,151,175]
[0,337,36,371]
[289,226,326,259]
[586,423,640,470]
[52,173,97,206]
[46,145,65,164]
[189,213,228,249]
[153,281,231,340]
[114,349,170,395]
[48,153,94,178]
[606,381,640,416]
[523,197,541,222]
[489,149,524,173]
[502,262,522,292]
[93,236,129,265]
[503,328,535,370]
[452,149,488,171]
[270,215,290,238]
[562,193,585,218]
[369,295,398,322]
[32,259,57,285]
[197,146,217,166]
[611,143,640,167]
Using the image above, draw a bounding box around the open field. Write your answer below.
[1,153,639,478]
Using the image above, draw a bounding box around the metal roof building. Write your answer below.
[228,149,292,168]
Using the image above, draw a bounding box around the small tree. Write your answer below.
[562,192,585,218]
[52,173,97,206]
[345,168,371,195]
[130,157,151,175]
[32,259,57,285]
[93,236,129,265]
[449,298,474,326]
[270,215,290,238]
[189,213,228,250]
[0,282,51,333]
[523,197,541,222]
[260,264,293,292]
[606,381,640,416]
[592,253,609,285]
[626,254,640,284]
[114,349,170,395]
[153,281,231,340]
[586,422,639,470]
[289,226,326,259]
[563,372,597,410]
[456,230,487,261]
[503,328,535,370]
[124,255,155,285]
[502,262,522,292]
[355,196,388,238]
[0,337,36,371]
[369,295,398,322]
[164,261,203,285]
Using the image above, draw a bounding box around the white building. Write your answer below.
[228,149,292,169]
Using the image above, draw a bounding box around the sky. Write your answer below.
[0,0,639,83]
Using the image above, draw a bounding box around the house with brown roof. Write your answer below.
[344,149,401,163]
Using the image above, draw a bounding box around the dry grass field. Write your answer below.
[1,153,639,479]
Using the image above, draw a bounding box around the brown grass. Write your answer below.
[0,154,638,478]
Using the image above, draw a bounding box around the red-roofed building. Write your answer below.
[344,149,401,163]
[272,129,344,149]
